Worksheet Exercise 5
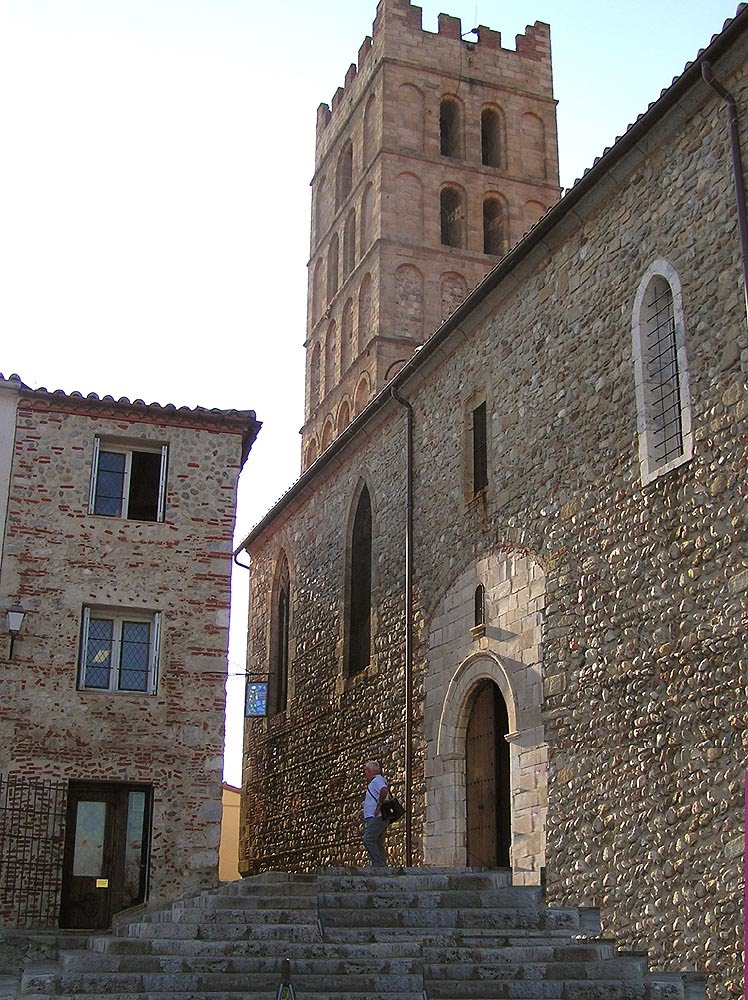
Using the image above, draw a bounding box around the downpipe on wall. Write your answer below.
[702,61,748,325]
[390,384,414,867]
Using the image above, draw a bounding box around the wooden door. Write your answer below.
[60,782,150,929]
[465,682,511,867]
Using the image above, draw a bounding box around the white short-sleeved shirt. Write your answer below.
[363,775,387,818]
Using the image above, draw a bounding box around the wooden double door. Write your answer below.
[465,681,511,868]
[60,781,151,929]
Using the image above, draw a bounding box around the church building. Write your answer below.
[237,1,747,994]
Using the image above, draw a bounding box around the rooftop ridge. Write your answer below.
[0,372,258,424]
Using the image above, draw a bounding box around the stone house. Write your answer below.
[0,373,259,930]
[237,3,747,996]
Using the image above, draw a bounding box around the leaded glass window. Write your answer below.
[79,609,161,694]
[89,439,168,522]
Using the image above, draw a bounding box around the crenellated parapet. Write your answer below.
[315,0,552,158]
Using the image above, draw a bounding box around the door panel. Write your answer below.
[465,682,511,867]
[60,782,150,929]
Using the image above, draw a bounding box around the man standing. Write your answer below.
[362,760,389,867]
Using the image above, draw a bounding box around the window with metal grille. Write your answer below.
[632,261,692,484]
[89,439,168,522]
[642,277,682,466]
[472,402,488,493]
[79,608,161,694]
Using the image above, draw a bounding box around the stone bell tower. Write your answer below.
[301,0,559,470]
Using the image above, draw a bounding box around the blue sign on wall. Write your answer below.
[245,682,268,717]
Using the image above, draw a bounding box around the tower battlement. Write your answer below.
[315,0,552,149]
[303,0,559,470]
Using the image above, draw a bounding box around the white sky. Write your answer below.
[0,0,738,785]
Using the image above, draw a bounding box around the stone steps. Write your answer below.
[11,868,704,1000]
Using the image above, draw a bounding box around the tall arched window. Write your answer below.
[398,84,425,153]
[632,260,692,484]
[474,584,486,627]
[343,211,356,276]
[327,234,339,301]
[303,437,318,471]
[483,195,507,256]
[341,298,354,373]
[363,94,377,166]
[314,177,327,245]
[321,419,334,452]
[269,554,290,716]
[336,140,353,209]
[440,96,463,158]
[521,112,546,179]
[348,484,372,675]
[358,273,372,352]
[353,374,370,415]
[312,259,324,325]
[481,106,505,168]
[309,343,321,412]
[361,184,375,253]
[337,399,351,434]
[441,187,466,248]
[325,320,336,394]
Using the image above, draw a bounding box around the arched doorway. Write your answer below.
[465,680,511,867]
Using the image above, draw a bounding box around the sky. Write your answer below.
[0,0,739,786]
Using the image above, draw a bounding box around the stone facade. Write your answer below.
[0,375,259,929]
[239,9,748,997]
[302,0,560,468]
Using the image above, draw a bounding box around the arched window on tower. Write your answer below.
[343,211,356,276]
[440,96,463,158]
[314,176,327,245]
[312,259,324,325]
[348,483,372,675]
[441,186,466,249]
[481,106,505,169]
[325,320,336,395]
[363,94,377,166]
[483,195,507,256]
[336,140,353,209]
[303,437,318,471]
[341,298,354,373]
[327,234,339,301]
[309,343,321,413]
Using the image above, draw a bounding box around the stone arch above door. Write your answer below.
[424,550,547,884]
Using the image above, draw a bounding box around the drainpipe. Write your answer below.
[702,61,748,325]
[390,384,414,867]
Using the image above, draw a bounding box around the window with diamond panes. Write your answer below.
[89,439,168,522]
[79,609,161,694]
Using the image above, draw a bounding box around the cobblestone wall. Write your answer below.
[241,25,747,998]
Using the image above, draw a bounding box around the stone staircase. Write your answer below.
[10,868,704,1000]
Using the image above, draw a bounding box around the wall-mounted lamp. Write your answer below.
[6,604,25,660]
